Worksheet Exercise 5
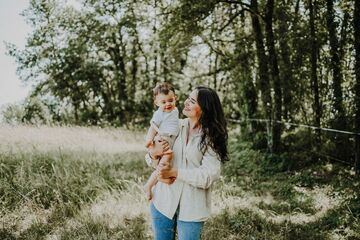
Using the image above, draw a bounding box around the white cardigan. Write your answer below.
[145,118,221,222]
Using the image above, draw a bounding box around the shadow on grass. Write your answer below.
[203,209,328,240]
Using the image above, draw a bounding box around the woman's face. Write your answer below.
[183,90,202,119]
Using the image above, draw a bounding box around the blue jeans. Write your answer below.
[150,203,204,240]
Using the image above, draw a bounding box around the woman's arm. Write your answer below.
[159,147,221,189]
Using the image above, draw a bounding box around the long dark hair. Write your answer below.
[196,86,229,163]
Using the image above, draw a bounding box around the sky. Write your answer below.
[0,0,32,109]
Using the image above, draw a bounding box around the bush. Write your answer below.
[1,103,25,124]
[1,97,53,125]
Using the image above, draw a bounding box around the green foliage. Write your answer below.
[223,138,264,179]
[1,96,72,125]
[5,0,360,172]
[0,148,151,239]
[264,129,316,171]
[202,209,281,239]
[0,151,148,210]
[202,208,329,240]
[217,135,360,239]
[22,97,52,125]
[1,103,25,125]
[0,229,16,240]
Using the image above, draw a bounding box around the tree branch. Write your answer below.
[217,0,251,8]
[193,66,232,79]
[219,9,245,32]
[217,0,265,20]
[200,34,226,57]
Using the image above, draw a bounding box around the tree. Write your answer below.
[354,0,360,175]
[265,0,282,153]
[308,0,321,151]
[249,0,273,151]
[6,0,359,171]
[326,0,346,129]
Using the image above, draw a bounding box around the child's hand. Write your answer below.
[145,139,153,148]
[148,138,169,159]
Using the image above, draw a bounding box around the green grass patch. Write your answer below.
[203,208,328,240]
[223,137,360,239]
[1,129,360,239]
[0,149,151,239]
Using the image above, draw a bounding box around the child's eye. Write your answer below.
[168,99,173,102]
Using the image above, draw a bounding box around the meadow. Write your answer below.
[0,125,359,239]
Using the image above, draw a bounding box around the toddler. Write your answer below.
[144,83,179,200]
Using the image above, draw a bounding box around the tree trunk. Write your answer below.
[112,30,127,125]
[214,52,219,90]
[265,0,282,153]
[236,16,258,132]
[250,0,273,152]
[339,12,350,64]
[326,0,350,162]
[153,0,158,86]
[160,41,168,83]
[354,0,360,176]
[130,38,138,106]
[278,0,293,121]
[326,0,346,129]
[309,0,321,152]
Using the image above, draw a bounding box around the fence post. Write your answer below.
[266,120,273,153]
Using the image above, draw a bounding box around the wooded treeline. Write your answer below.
[5,0,360,173]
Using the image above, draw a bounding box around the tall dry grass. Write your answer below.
[0,125,359,239]
[0,124,144,154]
[0,124,152,239]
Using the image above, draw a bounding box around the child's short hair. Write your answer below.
[153,83,175,97]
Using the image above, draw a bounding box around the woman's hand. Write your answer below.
[148,137,170,159]
[158,177,176,184]
[158,165,178,180]
[156,162,177,184]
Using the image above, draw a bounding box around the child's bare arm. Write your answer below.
[145,127,157,148]
[145,122,161,148]
[158,153,172,168]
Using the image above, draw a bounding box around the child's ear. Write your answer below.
[154,100,159,107]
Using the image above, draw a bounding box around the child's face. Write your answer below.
[155,91,176,112]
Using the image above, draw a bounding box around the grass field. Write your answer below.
[0,125,359,239]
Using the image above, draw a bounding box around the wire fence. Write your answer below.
[227,118,359,169]
[228,118,360,136]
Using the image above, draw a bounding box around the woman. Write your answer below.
[145,86,229,240]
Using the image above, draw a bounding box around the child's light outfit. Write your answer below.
[151,107,179,147]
